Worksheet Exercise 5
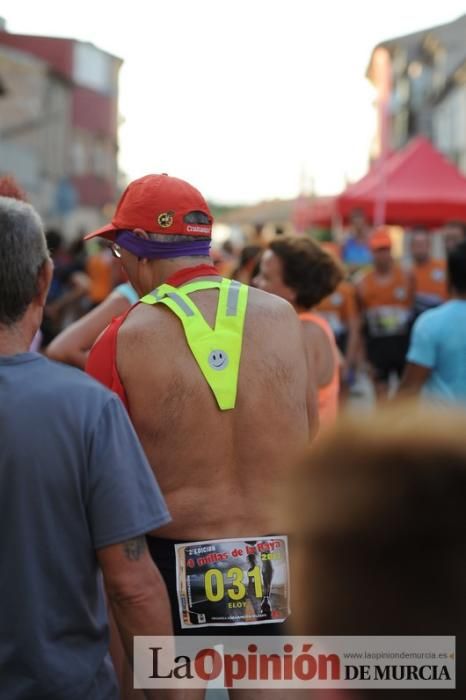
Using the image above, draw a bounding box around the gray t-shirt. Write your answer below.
[0,353,171,700]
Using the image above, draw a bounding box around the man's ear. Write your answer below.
[37,258,53,307]
[133,228,150,263]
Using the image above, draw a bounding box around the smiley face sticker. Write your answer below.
[208,349,229,371]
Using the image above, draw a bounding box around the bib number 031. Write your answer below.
[204,565,263,602]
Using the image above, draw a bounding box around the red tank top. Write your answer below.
[85,264,220,412]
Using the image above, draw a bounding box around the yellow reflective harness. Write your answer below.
[140,279,249,410]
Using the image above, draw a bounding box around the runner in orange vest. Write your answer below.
[255,236,343,425]
[85,240,118,306]
[410,227,448,317]
[316,279,360,386]
[357,228,414,400]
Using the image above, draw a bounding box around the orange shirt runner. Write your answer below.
[315,280,358,346]
[358,265,413,337]
[299,312,340,425]
[412,259,448,313]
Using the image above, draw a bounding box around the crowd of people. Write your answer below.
[0,171,465,700]
[30,194,466,411]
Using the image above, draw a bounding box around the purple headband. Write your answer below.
[116,230,211,259]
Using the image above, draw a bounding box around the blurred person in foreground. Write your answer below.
[84,174,317,694]
[287,402,466,697]
[442,220,466,254]
[400,240,466,406]
[255,236,342,425]
[356,228,414,400]
[0,196,173,700]
[0,175,43,352]
[409,226,448,318]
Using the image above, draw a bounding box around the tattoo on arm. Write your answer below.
[122,536,147,561]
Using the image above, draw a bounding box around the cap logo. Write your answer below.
[157,211,174,228]
[187,225,211,234]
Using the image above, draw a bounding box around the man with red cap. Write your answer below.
[85,174,317,690]
[356,227,414,400]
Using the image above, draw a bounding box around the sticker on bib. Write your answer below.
[431,268,445,282]
[208,349,229,371]
[394,286,407,301]
[175,536,290,628]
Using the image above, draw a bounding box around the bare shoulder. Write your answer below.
[247,287,299,324]
[300,321,334,367]
[300,319,328,345]
[117,302,173,352]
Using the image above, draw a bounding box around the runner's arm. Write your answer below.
[98,535,174,700]
[98,535,173,645]
[343,286,361,373]
[46,290,131,368]
[398,312,434,397]
[398,362,432,397]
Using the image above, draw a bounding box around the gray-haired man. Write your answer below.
[0,196,173,699]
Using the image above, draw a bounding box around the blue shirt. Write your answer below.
[0,353,171,700]
[407,300,466,406]
[341,237,373,267]
[116,282,138,305]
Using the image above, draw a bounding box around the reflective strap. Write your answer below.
[166,292,195,317]
[139,279,249,410]
[226,280,241,316]
[176,280,221,295]
[142,281,222,309]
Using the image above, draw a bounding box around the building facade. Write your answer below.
[367,13,466,172]
[0,26,122,239]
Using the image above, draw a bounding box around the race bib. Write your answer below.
[366,306,410,337]
[175,536,290,629]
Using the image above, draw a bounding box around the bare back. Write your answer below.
[117,282,316,539]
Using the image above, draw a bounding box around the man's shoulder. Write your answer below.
[247,285,292,308]
[246,287,299,322]
[413,303,449,333]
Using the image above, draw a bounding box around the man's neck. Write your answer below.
[0,322,32,356]
[154,256,215,286]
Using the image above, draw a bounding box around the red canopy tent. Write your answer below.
[301,137,466,229]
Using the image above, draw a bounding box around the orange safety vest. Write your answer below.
[358,265,412,337]
[413,259,448,306]
[316,280,358,337]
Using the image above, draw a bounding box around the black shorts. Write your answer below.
[365,334,409,383]
[147,535,288,637]
[335,331,348,356]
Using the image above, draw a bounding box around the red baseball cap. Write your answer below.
[84,174,213,241]
[369,227,392,251]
